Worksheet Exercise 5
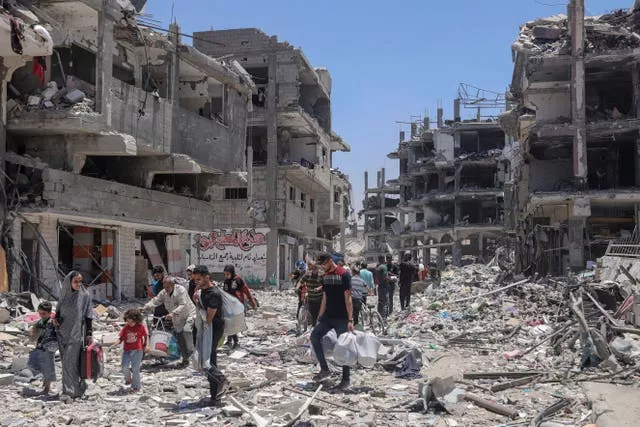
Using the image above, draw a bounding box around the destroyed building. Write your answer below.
[501,4,640,275]
[0,0,256,298]
[367,105,510,268]
[192,28,353,284]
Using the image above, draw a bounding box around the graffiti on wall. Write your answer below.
[193,229,269,286]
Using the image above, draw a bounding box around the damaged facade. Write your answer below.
[365,106,510,267]
[0,0,256,298]
[502,3,640,275]
[192,28,353,285]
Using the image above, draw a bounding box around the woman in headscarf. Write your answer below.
[53,271,93,398]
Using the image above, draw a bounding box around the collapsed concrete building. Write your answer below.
[0,0,257,298]
[192,28,352,284]
[364,105,511,267]
[501,3,640,275]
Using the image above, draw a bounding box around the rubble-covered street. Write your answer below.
[2,252,640,426]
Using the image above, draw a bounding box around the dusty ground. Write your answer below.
[2,265,640,426]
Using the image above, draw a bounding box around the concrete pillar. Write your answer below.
[568,217,586,269]
[437,247,445,270]
[632,64,640,187]
[0,59,7,226]
[364,171,369,193]
[96,3,115,125]
[167,22,181,102]
[9,220,21,292]
[399,131,405,142]
[38,216,60,298]
[410,123,417,139]
[569,0,587,183]
[437,108,444,128]
[266,54,279,288]
[116,227,136,300]
[381,168,386,190]
[453,240,462,266]
[454,165,461,192]
[478,233,484,262]
[438,171,445,192]
[423,117,430,130]
[247,146,253,201]
[454,98,461,122]
[454,201,460,225]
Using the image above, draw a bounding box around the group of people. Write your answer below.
[26,263,257,406]
[25,251,429,405]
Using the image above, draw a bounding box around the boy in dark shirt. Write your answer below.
[28,302,57,394]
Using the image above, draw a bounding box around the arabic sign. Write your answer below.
[192,228,269,286]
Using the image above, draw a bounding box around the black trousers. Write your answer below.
[378,284,388,318]
[210,321,225,368]
[308,299,322,326]
[353,299,363,325]
[399,283,411,309]
[387,283,396,314]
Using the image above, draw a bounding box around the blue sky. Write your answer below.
[143,0,632,212]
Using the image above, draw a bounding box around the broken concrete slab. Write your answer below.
[582,382,640,427]
[0,373,15,386]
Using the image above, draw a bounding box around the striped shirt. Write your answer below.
[351,275,367,301]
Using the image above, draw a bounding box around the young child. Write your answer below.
[27,302,58,394]
[113,309,149,392]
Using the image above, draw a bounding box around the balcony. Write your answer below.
[32,168,217,232]
[281,200,317,236]
[8,78,246,171]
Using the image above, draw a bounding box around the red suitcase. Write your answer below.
[80,342,104,380]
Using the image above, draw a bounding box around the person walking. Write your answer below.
[27,302,57,394]
[143,276,196,367]
[359,261,375,295]
[148,266,168,328]
[386,256,398,315]
[300,262,324,327]
[222,264,257,348]
[350,264,367,326]
[374,256,389,318]
[399,254,418,310]
[310,252,354,391]
[192,266,228,405]
[112,309,149,392]
[53,271,93,399]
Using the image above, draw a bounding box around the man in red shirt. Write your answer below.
[222,264,257,348]
[113,309,149,392]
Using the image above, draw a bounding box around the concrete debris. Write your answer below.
[0,264,639,425]
[514,9,640,55]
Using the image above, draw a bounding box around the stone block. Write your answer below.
[0,373,15,385]
[264,367,287,381]
[532,26,563,40]
[11,357,28,372]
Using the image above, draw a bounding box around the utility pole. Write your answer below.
[570,0,587,183]
[568,0,587,271]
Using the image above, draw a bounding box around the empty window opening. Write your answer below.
[224,188,248,199]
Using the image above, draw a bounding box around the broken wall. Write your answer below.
[528,157,573,192]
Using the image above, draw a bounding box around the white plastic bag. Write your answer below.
[221,291,245,317]
[333,332,358,367]
[221,291,247,336]
[355,331,381,368]
[322,329,338,359]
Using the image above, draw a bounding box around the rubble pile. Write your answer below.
[1,266,640,425]
[513,9,640,55]
[7,75,97,119]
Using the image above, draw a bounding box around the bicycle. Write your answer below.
[359,296,386,335]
